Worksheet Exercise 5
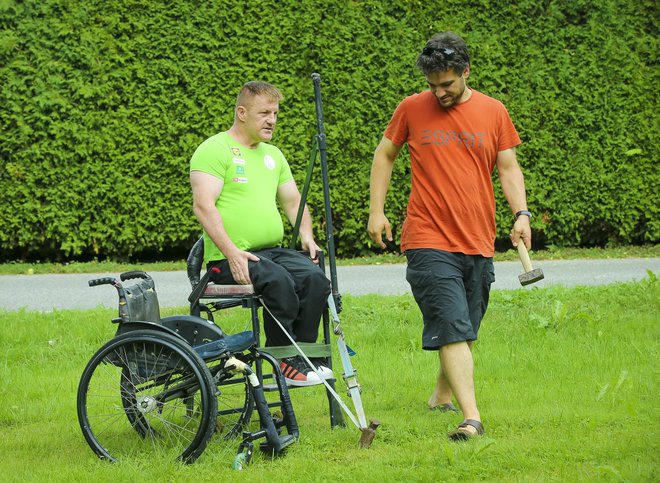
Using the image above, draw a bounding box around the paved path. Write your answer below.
[0,258,657,312]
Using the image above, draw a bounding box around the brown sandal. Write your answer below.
[448,419,484,441]
[430,403,459,413]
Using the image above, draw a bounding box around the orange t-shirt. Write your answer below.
[385,89,521,257]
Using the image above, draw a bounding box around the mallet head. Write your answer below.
[516,242,544,286]
[519,268,544,286]
[358,419,381,448]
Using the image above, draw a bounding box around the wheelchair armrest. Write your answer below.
[202,284,255,297]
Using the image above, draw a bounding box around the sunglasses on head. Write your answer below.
[421,46,456,58]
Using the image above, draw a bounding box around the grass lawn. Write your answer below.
[0,276,658,481]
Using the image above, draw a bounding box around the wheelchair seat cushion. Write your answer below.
[203,284,255,297]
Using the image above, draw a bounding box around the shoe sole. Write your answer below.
[285,378,324,387]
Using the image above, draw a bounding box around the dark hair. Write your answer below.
[236,81,283,108]
[416,31,470,76]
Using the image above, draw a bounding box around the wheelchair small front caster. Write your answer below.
[233,441,253,470]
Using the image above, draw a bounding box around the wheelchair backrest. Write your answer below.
[123,276,161,323]
[187,236,204,289]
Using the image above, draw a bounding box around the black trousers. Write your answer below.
[209,247,331,347]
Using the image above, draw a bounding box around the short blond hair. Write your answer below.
[236,81,283,108]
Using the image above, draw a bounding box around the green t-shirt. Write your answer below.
[190,132,294,262]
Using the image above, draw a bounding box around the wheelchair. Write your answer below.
[76,270,299,466]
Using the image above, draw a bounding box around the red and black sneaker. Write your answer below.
[310,357,334,379]
[279,356,323,386]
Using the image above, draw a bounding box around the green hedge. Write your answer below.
[1,0,657,261]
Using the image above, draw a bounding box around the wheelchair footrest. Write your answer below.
[193,331,255,359]
[259,434,296,454]
[260,342,331,360]
[263,377,337,392]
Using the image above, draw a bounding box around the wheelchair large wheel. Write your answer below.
[77,330,217,463]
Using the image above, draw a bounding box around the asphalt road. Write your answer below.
[0,257,658,312]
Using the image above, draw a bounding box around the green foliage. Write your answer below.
[0,0,658,261]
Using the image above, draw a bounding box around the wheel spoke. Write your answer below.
[77,331,217,463]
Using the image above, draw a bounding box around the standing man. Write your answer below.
[190,80,332,386]
[368,32,532,440]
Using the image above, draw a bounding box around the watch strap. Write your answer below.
[515,210,532,220]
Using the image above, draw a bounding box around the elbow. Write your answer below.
[192,200,201,218]
[500,165,525,184]
[192,199,210,221]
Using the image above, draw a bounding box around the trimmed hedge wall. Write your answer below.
[0,0,657,261]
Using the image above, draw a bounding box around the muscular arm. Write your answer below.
[368,136,402,248]
[190,170,259,284]
[496,147,531,250]
[277,179,321,261]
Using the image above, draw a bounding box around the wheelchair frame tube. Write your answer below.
[258,351,299,439]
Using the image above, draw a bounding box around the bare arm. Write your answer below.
[368,136,402,248]
[190,170,259,284]
[277,179,321,262]
[496,147,531,250]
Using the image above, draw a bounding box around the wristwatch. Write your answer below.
[515,210,532,220]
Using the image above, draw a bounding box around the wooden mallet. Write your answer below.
[517,243,544,286]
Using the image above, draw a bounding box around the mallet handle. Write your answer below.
[517,243,534,272]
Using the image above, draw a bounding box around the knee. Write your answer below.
[250,262,294,291]
[307,270,331,297]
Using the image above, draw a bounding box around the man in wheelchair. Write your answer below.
[189,80,332,387]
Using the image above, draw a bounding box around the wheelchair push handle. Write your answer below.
[120,270,151,282]
[88,277,119,287]
[87,276,130,323]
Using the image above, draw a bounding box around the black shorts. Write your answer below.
[405,249,495,350]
